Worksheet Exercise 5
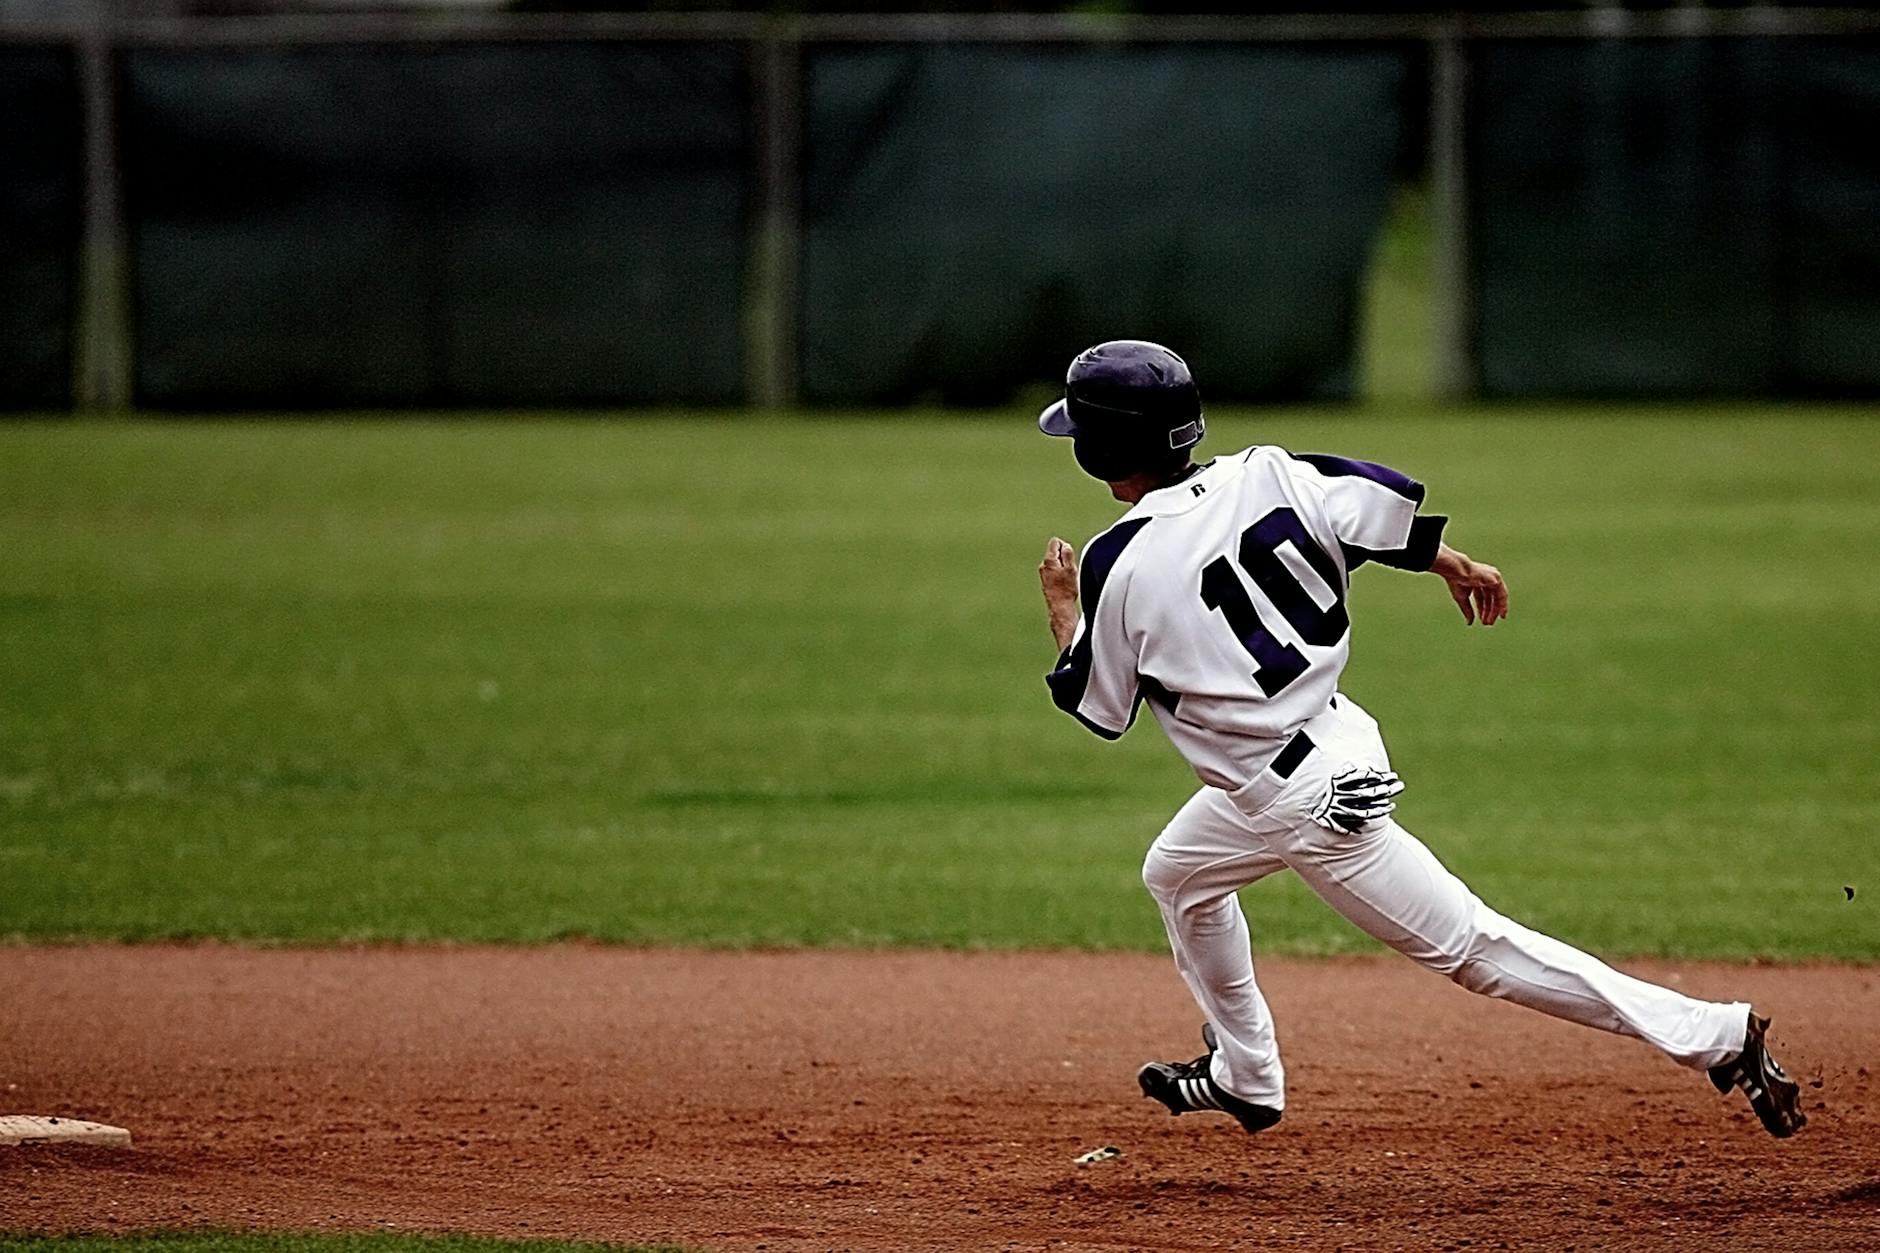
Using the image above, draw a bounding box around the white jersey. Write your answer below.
[1047,445,1447,791]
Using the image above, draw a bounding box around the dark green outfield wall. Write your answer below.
[7,33,1880,408]
[121,43,750,408]
[0,46,81,410]
[1470,37,1880,399]
[798,42,1407,404]
[114,40,1405,408]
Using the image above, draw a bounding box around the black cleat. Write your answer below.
[1137,1023,1282,1135]
[1709,1013,1806,1138]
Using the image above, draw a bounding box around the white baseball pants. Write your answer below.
[1142,694,1749,1109]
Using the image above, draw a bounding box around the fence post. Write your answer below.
[73,0,133,412]
[1430,28,1473,403]
[747,21,801,410]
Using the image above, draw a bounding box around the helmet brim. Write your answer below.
[1037,398,1078,438]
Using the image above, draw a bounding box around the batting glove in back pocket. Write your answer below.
[1310,767,1406,834]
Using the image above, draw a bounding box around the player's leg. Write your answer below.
[1142,787,1290,1106]
[1246,698,1747,1070]
[1277,814,1747,1066]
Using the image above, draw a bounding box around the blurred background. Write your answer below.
[3,2,1877,956]
[6,0,1880,413]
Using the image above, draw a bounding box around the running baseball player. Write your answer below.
[1035,340,1804,1138]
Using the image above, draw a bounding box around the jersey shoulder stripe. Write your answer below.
[1286,449,1444,571]
[1045,515,1152,738]
[1078,515,1153,607]
[1289,451,1427,505]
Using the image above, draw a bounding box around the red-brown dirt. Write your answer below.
[1,947,1876,1251]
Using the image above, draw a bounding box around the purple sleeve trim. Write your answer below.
[1341,514,1448,573]
[1291,452,1427,505]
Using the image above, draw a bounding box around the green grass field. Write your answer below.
[1,407,1875,957]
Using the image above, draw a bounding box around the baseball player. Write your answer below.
[1035,340,1804,1138]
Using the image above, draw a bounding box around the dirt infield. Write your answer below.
[1,947,1876,1251]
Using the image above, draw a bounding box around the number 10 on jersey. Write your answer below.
[1198,506,1350,697]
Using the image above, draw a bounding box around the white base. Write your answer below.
[0,1115,132,1148]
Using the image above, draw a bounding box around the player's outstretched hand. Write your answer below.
[1430,543,1509,627]
[1040,537,1081,650]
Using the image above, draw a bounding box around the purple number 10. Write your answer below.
[1198,506,1349,697]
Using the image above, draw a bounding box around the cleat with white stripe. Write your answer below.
[1708,1012,1806,1139]
[1136,1024,1281,1135]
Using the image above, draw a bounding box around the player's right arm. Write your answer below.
[1038,519,1152,740]
[1429,543,1510,626]
[1039,537,1081,652]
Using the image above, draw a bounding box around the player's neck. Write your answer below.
[1109,461,1202,504]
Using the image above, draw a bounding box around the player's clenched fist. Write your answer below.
[1040,537,1080,651]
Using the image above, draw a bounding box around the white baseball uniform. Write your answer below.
[1048,445,1747,1109]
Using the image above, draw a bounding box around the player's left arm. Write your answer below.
[1285,452,1507,626]
[1428,542,1510,626]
